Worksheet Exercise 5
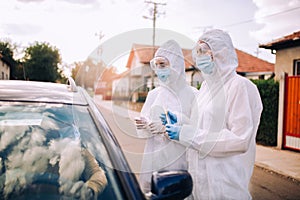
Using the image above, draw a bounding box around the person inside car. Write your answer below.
[0,121,107,199]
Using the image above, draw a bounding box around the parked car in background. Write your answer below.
[0,79,192,200]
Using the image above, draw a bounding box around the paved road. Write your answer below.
[97,104,145,174]
[250,166,300,200]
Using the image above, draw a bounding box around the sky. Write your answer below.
[1,0,300,72]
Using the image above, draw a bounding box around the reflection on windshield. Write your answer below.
[0,103,109,199]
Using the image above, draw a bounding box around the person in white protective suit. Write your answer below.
[134,39,197,193]
[164,29,263,199]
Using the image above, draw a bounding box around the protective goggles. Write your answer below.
[150,57,170,70]
[192,42,213,61]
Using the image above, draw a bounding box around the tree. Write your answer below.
[23,42,62,82]
[71,61,83,81]
[0,40,23,80]
[71,59,105,89]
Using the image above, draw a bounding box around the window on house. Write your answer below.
[293,59,300,76]
[1,72,4,80]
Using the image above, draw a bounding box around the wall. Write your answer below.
[0,59,10,80]
[274,46,300,80]
[112,74,130,98]
[186,70,203,87]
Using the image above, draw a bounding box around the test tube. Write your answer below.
[164,109,170,124]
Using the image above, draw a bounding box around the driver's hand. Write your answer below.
[70,181,94,199]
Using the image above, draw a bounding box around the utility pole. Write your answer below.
[94,31,105,91]
[95,31,105,58]
[143,0,166,90]
[254,47,261,58]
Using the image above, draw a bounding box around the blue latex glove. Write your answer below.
[165,124,181,140]
[160,111,177,125]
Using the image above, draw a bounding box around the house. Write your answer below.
[94,66,122,100]
[121,44,201,101]
[0,53,10,80]
[125,44,157,93]
[235,49,274,79]
[259,30,300,80]
[259,30,300,151]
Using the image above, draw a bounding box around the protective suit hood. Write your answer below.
[154,40,186,87]
[198,29,238,82]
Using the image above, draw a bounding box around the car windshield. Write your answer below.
[0,102,126,199]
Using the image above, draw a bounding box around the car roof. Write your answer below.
[0,80,88,105]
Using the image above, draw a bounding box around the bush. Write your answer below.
[251,79,279,146]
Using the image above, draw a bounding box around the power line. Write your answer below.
[221,6,300,28]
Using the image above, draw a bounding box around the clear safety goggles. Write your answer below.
[150,57,170,70]
[192,42,213,61]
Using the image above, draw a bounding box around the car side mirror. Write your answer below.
[148,170,193,200]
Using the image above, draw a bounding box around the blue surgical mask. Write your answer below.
[156,68,170,82]
[195,55,215,75]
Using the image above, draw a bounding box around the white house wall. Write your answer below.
[0,59,10,80]
[274,46,300,80]
[186,70,203,87]
[112,75,129,97]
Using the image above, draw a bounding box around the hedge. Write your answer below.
[251,79,279,146]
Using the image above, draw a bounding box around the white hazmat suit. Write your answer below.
[137,40,197,193]
[178,29,263,199]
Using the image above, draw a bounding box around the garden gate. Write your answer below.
[283,75,300,151]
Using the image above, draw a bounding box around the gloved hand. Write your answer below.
[165,124,181,140]
[160,111,177,125]
[134,117,148,130]
[69,181,94,199]
[148,121,165,134]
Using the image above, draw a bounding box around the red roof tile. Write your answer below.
[126,44,157,67]
[126,44,193,69]
[259,30,300,50]
[99,67,119,81]
[236,49,274,73]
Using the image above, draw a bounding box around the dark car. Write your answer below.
[0,79,192,200]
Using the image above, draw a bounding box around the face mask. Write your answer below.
[195,55,215,75]
[156,68,171,82]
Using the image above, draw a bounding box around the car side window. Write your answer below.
[0,103,126,199]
